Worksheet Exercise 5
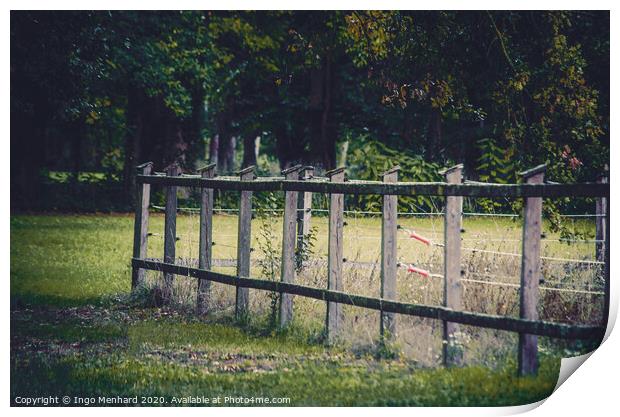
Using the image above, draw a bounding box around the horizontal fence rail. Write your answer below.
[149,204,604,218]
[132,258,604,340]
[136,175,609,198]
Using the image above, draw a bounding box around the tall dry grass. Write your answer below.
[140,208,604,367]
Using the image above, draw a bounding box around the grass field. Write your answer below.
[10,213,603,406]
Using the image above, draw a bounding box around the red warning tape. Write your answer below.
[407,265,430,277]
[400,227,432,246]
[409,230,431,245]
[399,263,430,277]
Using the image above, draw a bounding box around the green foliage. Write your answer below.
[474,138,518,213]
[342,11,393,67]
[486,12,607,183]
[347,138,442,212]
[255,209,282,328]
[254,202,318,329]
[295,226,318,273]
[11,11,608,213]
[104,12,215,118]
[372,337,402,360]
[476,138,517,184]
[341,11,607,184]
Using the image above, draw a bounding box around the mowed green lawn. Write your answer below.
[10,214,565,406]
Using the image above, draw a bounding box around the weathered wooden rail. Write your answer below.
[131,162,609,376]
[136,174,608,197]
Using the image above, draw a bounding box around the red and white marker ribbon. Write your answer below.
[407,265,430,277]
[399,263,430,278]
[400,227,432,246]
[409,230,431,246]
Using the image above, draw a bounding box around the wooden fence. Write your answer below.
[131,162,609,376]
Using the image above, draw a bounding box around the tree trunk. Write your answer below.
[274,122,299,170]
[209,134,219,164]
[123,89,143,201]
[214,109,238,173]
[224,136,236,173]
[321,58,337,169]
[183,86,206,170]
[10,102,47,209]
[70,122,82,183]
[242,131,259,168]
[217,136,227,173]
[308,57,337,170]
[254,136,260,163]
[167,123,187,168]
[427,107,442,161]
[217,134,236,173]
[339,140,349,167]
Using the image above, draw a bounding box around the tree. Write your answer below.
[341,11,608,181]
[10,11,609,211]
[11,11,112,206]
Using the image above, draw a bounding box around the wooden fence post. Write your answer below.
[326,167,345,343]
[236,166,255,319]
[280,165,303,327]
[380,166,400,341]
[596,174,608,263]
[163,162,181,304]
[132,162,153,291]
[296,166,314,270]
[518,164,546,376]
[441,164,464,367]
[197,163,216,315]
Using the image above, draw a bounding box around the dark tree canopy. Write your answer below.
[10,10,609,211]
